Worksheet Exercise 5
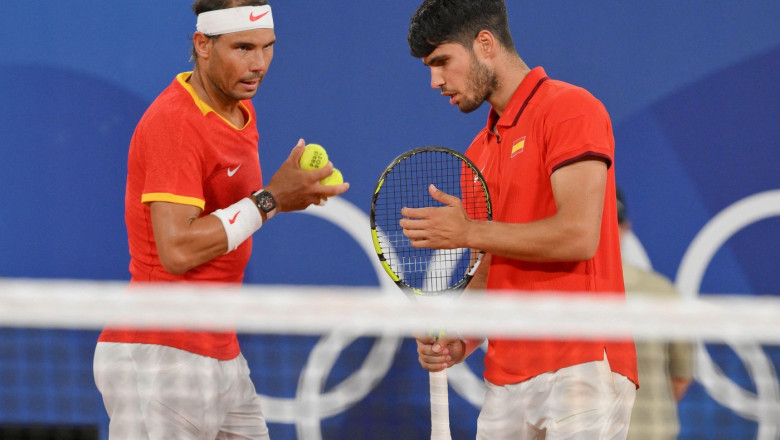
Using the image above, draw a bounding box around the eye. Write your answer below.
[234,43,254,52]
[432,57,448,67]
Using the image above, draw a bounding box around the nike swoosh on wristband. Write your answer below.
[249,11,270,21]
[229,211,240,224]
[227,165,241,177]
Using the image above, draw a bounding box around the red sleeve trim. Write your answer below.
[551,151,612,173]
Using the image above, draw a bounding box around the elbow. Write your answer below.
[561,224,600,261]
[573,238,600,261]
[162,264,189,276]
[158,249,193,276]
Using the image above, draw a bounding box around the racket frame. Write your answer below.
[369,146,492,297]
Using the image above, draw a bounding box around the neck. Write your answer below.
[489,55,530,116]
[189,65,243,123]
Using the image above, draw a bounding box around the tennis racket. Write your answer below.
[369,146,492,439]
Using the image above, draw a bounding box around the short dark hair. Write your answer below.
[190,0,269,60]
[408,0,516,58]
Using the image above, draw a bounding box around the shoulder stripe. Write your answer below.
[141,192,206,210]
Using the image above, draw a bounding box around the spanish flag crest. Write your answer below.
[511,136,526,157]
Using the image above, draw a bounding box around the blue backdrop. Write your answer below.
[1,1,778,439]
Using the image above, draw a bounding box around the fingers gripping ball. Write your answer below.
[321,169,343,186]
[299,143,328,170]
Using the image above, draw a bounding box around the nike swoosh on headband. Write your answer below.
[249,11,270,22]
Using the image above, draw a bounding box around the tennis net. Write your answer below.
[1,278,779,439]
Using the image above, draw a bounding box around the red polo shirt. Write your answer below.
[466,67,638,386]
[99,72,263,360]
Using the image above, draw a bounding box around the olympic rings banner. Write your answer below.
[1,1,778,439]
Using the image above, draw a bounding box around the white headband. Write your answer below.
[196,5,274,36]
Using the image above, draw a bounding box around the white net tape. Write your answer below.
[1,278,779,343]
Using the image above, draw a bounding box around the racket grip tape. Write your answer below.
[429,369,452,440]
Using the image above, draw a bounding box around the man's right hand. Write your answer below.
[263,139,349,213]
[415,333,467,372]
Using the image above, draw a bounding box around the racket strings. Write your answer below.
[373,150,489,293]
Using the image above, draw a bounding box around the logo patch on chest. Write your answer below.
[227,164,241,177]
[511,137,526,158]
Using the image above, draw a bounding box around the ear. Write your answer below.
[473,30,497,60]
[192,32,213,60]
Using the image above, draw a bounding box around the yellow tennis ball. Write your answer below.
[299,143,328,170]
[321,168,343,186]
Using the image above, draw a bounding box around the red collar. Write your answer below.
[487,66,549,130]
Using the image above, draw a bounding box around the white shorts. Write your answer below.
[477,352,636,440]
[94,342,270,440]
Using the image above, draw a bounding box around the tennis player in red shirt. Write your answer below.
[93,1,348,438]
[404,1,637,438]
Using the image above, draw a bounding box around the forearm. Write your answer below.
[152,208,231,274]
[461,338,484,359]
[467,161,606,261]
[466,215,599,262]
[150,199,269,275]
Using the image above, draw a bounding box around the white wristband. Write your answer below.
[211,197,263,253]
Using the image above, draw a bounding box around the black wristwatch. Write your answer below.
[253,189,277,214]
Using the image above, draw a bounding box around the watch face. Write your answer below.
[256,191,276,212]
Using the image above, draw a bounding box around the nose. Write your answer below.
[250,49,270,73]
[430,67,444,90]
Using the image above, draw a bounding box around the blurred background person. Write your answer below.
[618,187,693,440]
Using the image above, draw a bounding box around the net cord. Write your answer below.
[1,278,779,343]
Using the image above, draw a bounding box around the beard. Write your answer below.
[233,72,265,100]
[457,55,498,113]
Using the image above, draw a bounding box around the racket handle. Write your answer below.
[429,369,452,440]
